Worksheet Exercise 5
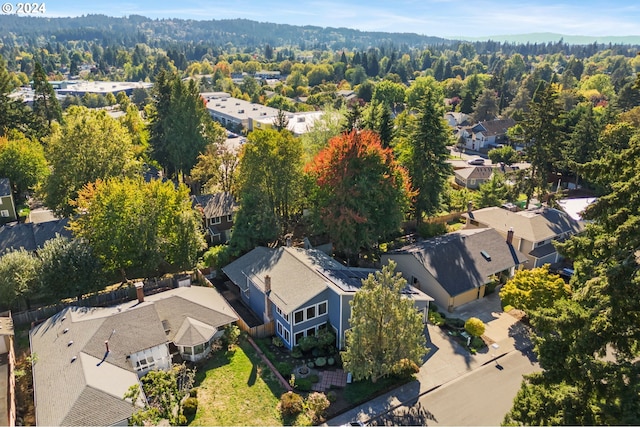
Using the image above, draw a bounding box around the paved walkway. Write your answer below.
[313,369,348,392]
[325,292,532,426]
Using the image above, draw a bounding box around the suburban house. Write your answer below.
[253,111,333,136]
[0,178,17,224]
[457,118,516,151]
[1,312,16,427]
[192,192,237,244]
[463,206,585,268]
[0,218,72,253]
[223,246,432,350]
[382,228,528,312]
[454,166,494,189]
[30,285,238,426]
[444,111,470,128]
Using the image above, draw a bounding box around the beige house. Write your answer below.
[454,166,494,189]
[382,228,528,312]
[463,206,585,268]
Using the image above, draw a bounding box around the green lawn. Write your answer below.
[189,338,286,426]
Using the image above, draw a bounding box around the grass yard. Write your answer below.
[189,338,285,426]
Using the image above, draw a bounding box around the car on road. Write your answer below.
[467,157,485,165]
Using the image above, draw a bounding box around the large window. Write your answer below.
[277,320,290,345]
[275,305,289,323]
[294,324,326,346]
[211,216,221,225]
[293,300,328,325]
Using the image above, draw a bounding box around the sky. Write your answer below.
[42,0,640,38]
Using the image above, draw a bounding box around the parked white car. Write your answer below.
[467,157,485,165]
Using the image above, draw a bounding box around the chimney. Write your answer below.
[264,275,271,293]
[105,340,110,353]
[135,282,144,303]
[467,201,473,214]
[263,275,272,323]
[507,227,514,245]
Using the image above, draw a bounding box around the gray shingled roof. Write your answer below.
[30,286,238,426]
[464,206,584,243]
[223,246,350,313]
[390,228,528,297]
[0,178,10,197]
[455,166,494,181]
[192,192,237,219]
[0,218,71,253]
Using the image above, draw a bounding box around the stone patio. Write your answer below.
[312,369,348,392]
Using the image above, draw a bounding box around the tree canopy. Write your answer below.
[70,177,205,281]
[43,106,139,216]
[0,131,48,199]
[341,261,427,383]
[306,130,412,258]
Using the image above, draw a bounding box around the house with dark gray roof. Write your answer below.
[0,218,71,253]
[463,206,585,268]
[223,246,432,350]
[192,192,237,243]
[30,285,238,426]
[382,228,528,312]
[0,179,17,224]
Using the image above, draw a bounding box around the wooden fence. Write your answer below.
[236,318,275,339]
[11,277,175,327]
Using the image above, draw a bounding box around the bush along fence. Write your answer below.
[11,277,177,327]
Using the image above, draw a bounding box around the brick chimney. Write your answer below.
[264,275,271,293]
[135,282,144,303]
[507,227,514,245]
[105,340,110,353]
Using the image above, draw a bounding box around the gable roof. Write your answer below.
[0,218,71,253]
[0,178,10,197]
[30,286,237,426]
[388,228,528,297]
[455,166,494,181]
[472,118,516,137]
[192,192,237,219]
[463,206,584,243]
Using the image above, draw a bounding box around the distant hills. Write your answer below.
[1,14,639,49]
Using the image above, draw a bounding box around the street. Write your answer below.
[369,350,540,426]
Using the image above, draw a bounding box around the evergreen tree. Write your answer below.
[342,261,427,382]
[398,90,452,221]
[32,62,62,135]
[0,54,33,137]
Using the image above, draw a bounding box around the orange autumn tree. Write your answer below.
[306,130,413,261]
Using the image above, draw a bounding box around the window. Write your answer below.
[318,302,327,316]
[275,305,289,323]
[306,306,315,320]
[183,346,193,355]
[295,331,304,345]
[277,321,290,345]
[211,216,222,225]
[293,300,328,325]
[306,327,316,337]
[0,210,8,217]
[227,214,233,222]
[194,343,205,355]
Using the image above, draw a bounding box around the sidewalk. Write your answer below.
[325,293,531,426]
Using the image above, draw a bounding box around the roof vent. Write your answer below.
[71,356,77,363]
[63,328,69,334]
[67,340,74,346]
[61,316,66,322]
[480,250,491,261]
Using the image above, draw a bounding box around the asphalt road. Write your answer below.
[370,350,540,426]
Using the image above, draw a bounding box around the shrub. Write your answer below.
[503,304,514,312]
[316,327,336,348]
[326,390,337,402]
[417,221,447,238]
[315,357,327,367]
[307,362,315,369]
[202,244,232,270]
[223,324,241,346]
[295,378,313,391]
[306,392,331,422]
[276,361,293,377]
[272,336,284,347]
[182,397,198,417]
[445,317,465,328]
[298,335,317,352]
[464,317,486,337]
[471,336,485,349]
[189,388,198,398]
[327,357,335,366]
[279,391,304,416]
[309,374,320,383]
[291,346,303,358]
[428,310,445,326]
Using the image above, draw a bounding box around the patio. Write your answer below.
[312,368,349,392]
